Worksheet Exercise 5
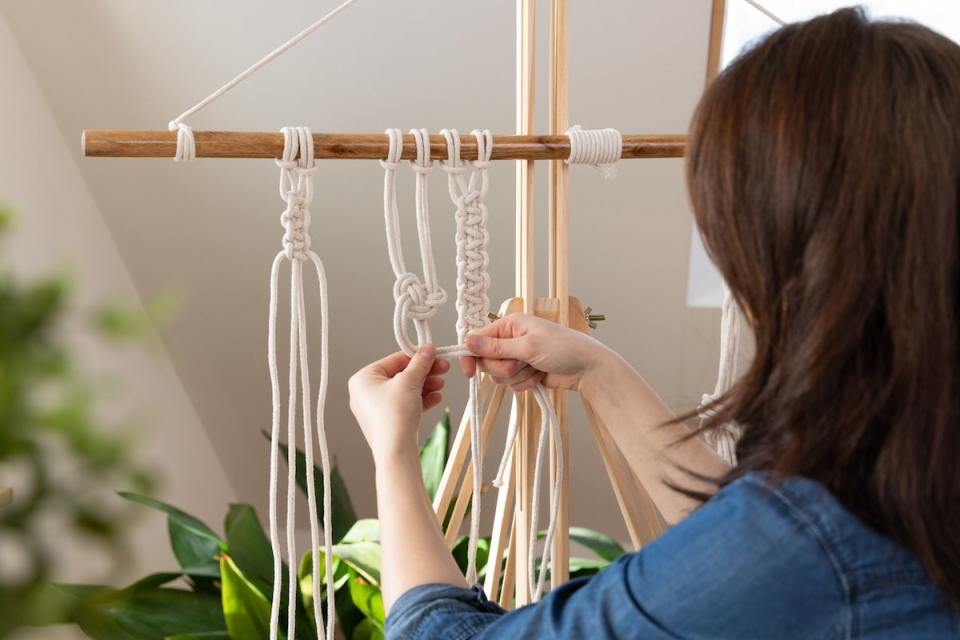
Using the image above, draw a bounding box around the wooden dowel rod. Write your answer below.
[81,130,686,160]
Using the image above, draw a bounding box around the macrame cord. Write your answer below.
[566,124,623,178]
[698,285,743,465]
[164,5,362,634]
[166,0,361,162]
[267,127,336,640]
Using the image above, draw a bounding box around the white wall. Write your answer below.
[0,13,235,636]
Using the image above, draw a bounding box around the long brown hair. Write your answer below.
[686,8,959,605]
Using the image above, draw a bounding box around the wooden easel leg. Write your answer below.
[432,373,494,520]
[548,0,571,588]
[443,383,509,545]
[514,0,537,608]
[483,398,517,596]
[583,399,667,547]
[498,522,518,609]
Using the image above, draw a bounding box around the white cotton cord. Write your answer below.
[527,385,564,602]
[267,126,335,640]
[166,0,362,161]
[168,121,196,162]
[492,395,520,488]
[439,129,494,584]
[698,286,743,465]
[566,125,623,179]
[743,0,786,26]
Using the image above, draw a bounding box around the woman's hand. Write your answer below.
[463,313,616,395]
[348,346,450,463]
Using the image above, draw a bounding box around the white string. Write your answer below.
[743,0,786,26]
[566,125,623,179]
[167,0,362,161]
[439,129,493,585]
[379,129,563,598]
[267,126,335,640]
[698,285,743,465]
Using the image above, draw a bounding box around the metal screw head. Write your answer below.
[584,306,606,330]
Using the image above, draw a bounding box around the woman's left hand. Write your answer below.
[348,345,450,464]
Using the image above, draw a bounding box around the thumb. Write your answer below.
[401,344,437,386]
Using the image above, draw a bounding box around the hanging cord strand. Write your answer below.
[528,385,564,602]
[699,285,743,464]
[168,0,362,161]
[440,129,494,584]
[267,127,335,640]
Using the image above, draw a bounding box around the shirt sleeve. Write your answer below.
[385,476,847,640]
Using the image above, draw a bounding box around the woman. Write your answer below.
[348,8,959,638]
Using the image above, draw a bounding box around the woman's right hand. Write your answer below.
[463,313,616,394]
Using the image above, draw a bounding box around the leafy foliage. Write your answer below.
[0,215,155,638]
[41,406,627,638]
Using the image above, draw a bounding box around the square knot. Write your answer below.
[458,190,483,209]
[280,200,311,260]
[394,272,447,320]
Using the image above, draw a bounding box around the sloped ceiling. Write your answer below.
[1,0,720,540]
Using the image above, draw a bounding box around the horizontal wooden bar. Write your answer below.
[81,130,686,160]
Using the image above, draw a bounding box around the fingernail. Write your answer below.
[467,335,484,350]
[420,344,436,358]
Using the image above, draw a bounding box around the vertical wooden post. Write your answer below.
[706,0,727,84]
[548,0,570,588]
[514,0,537,607]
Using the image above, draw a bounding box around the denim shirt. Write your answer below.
[386,473,958,639]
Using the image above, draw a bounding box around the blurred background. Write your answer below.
[1,1,955,638]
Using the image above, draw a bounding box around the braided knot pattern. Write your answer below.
[275,127,316,262]
[280,195,312,261]
[443,129,492,344]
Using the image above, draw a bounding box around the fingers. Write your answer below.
[492,364,544,392]
[465,334,529,361]
[429,358,450,376]
[368,351,412,378]
[422,392,443,411]
[399,345,437,385]
[477,357,525,378]
[459,355,477,378]
[423,375,445,394]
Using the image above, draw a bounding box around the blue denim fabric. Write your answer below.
[386,473,959,639]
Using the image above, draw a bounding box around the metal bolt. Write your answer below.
[584,306,606,330]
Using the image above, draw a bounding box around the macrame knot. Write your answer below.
[168,120,196,162]
[280,198,312,261]
[394,272,447,320]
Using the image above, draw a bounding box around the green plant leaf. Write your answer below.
[351,618,386,640]
[535,526,625,563]
[298,548,349,615]
[568,527,625,562]
[167,633,231,639]
[224,503,273,588]
[331,542,381,585]
[348,578,385,627]
[335,577,367,640]
[419,410,450,500]
[52,582,225,640]
[263,431,359,541]
[341,519,380,544]
[126,573,183,591]
[220,554,272,640]
[118,492,224,576]
[451,536,491,577]
[567,557,610,579]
